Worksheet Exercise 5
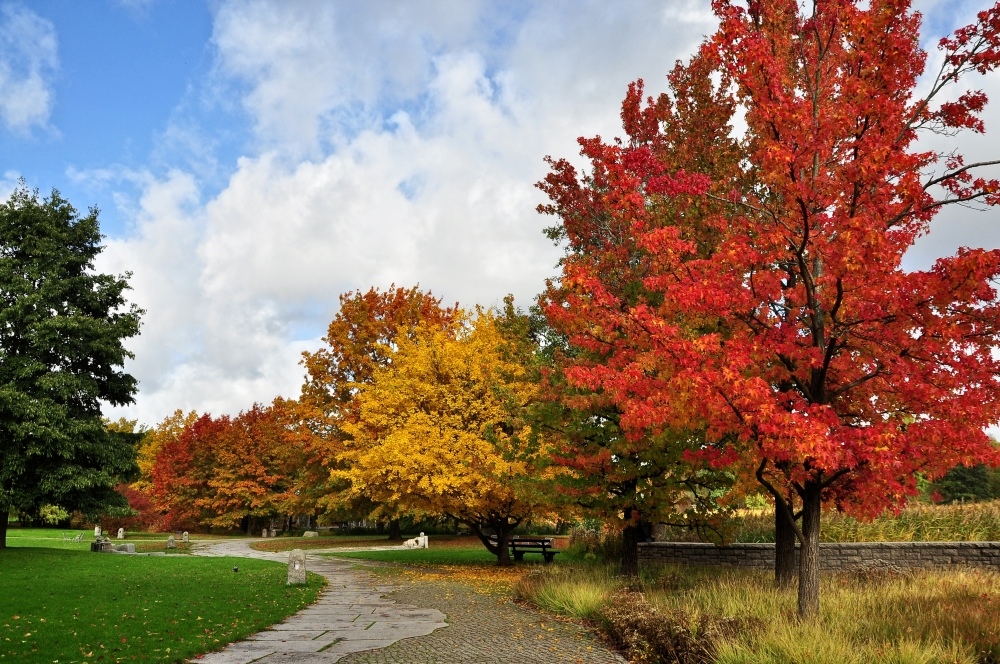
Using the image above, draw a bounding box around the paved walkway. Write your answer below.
[188,540,447,663]
[188,540,624,664]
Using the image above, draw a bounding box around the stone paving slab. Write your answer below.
[187,540,447,663]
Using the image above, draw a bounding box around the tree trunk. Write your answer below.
[0,501,8,549]
[387,518,402,541]
[493,528,513,567]
[469,522,514,566]
[774,496,797,589]
[797,483,822,618]
[620,508,641,577]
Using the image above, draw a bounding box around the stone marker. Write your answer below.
[94,525,102,538]
[182,531,189,543]
[117,527,125,540]
[269,527,277,537]
[262,529,268,538]
[404,532,429,549]
[287,549,306,585]
[114,544,136,554]
[303,531,319,538]
[166,535,176,549]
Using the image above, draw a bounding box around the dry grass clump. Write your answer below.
[518,563,1000,663]
[515,566,616,619]
[602,589,757,664]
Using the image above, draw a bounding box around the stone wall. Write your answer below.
[638,541,1000,570]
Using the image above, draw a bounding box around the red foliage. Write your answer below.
[541,0,1000,613]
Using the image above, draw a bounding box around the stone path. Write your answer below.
[188,540,447,663]
[187,540,625,664]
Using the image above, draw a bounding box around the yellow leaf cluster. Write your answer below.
[339,311,545,525]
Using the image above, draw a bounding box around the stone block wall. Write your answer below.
[638,541,1000,570]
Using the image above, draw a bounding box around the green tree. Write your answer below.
[0,185,143,548]
[934,464,1000,503]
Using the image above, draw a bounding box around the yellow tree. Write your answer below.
[298,286,456,535]
[341,310,550,565]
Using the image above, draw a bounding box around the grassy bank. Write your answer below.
[0,541,323,662]
[516,563,1000,663]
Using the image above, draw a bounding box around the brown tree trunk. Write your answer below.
[774,496,797,589]
[387,518,402,541]
[494,529,513,567]
[797,483,822,618]
[620,507,641,577]
[469,522,515,566]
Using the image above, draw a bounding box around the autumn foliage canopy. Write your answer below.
[539,0,1000,614]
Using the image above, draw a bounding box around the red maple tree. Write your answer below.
[538,52,744,576]
[543,0,1000,616]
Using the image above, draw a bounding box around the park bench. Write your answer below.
[489,536,560,563]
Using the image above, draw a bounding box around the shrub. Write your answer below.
[601,589,753,664]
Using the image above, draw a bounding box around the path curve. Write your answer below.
[188,539,448,663]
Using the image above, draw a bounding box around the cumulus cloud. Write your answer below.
[102,0,1000,427]
[99,0,720,425]
[0,3,57,134]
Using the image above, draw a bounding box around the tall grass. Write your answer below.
[693,500,1000,543]
[516,564,1000,663]
[515,566,616,619]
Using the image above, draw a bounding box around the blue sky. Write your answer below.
[2,1,219,235]
[1,0,998,426]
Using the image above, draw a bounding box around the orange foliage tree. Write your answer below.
[542,0,1000,616]
[149,402,301,532]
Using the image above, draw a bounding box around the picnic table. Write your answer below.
[489,536,560,563]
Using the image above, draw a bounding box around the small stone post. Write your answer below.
[166,535,176,549]
[182,531,189,543]
[93,525,102,538]
[117,528,125,540]
[262,529,268,538]
[288,549,306,585]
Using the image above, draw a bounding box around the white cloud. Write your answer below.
[101,0,1000,429]
[0,3,57,134]
[100,1,721,426]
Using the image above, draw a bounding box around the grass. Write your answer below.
[0,535,324,663]
[709,500,1000,543]
[515,563,1000,663]
[323,535,572,566]
[330,546,500,565]
[5,528,195,554]
[327,536,576,598]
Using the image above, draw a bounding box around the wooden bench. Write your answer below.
[490,536,560,563]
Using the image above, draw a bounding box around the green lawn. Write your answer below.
[328,546,500,565]
[4,528,201,554]
[0,536,323,663]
